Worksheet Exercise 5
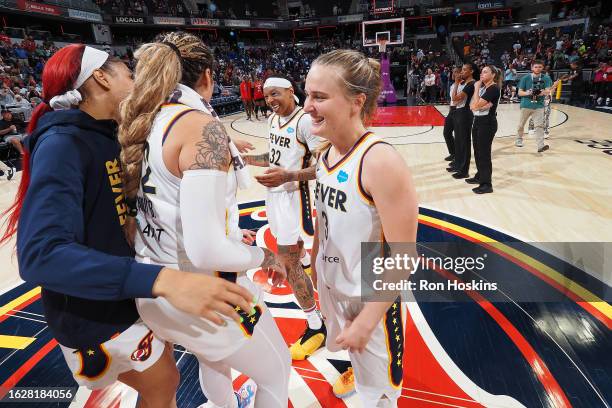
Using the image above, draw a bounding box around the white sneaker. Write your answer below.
[196,379,257,408]
[544,132,550,139]
[515,138,524,147]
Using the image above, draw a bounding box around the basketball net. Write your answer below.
[377,39,388,53]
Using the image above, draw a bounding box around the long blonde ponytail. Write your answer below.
[119,31,215,201]
[119,43,181,200]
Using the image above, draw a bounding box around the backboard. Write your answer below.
[362,18,404,48]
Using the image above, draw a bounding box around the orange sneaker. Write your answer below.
[333,367,356,399]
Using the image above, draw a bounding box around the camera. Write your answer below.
[531,77,544,101]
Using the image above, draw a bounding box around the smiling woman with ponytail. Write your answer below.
[0,43,254,404]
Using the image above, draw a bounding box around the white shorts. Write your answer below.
[3,134,25,143]
[318,284,405,405]
[266,186,314,246]
[59,320,165,389]
[137,276,266,362]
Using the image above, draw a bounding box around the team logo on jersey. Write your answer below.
[337,170,349,183]
[287,127,295,133]
[130,330,154,362]
[76,345,111,380]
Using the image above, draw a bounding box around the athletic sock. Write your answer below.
[304,305,323,330]
[301,251,311,268]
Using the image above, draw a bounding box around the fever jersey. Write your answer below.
[314,132,386,298]
[134,103,240,268]
[267,107,320,192]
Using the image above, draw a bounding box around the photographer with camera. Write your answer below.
[515,60,553,153]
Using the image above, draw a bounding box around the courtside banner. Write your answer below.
[255,21,278,29]
[337,14,363,23]
[191,18,220,26]
[153,16,185,25]
[17,0,61,16]
[224,19,251,28]
[113,15,144,24]
[68,9,102,22]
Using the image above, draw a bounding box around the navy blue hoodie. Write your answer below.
[17,109,162,349]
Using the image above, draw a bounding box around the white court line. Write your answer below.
[4,313,46,324]
[421,242,609,408]
[406,297,525,408]
[267,307,305,319]
[403,387,476,403]
[294,366,477,403]
[11,309,45,318]
[0,326,46,367]
[68,386,92,408]
[175,350,188,366]
[288,367,322,408]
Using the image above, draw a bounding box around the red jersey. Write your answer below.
[240,81,253,100]
[253,81,264,100]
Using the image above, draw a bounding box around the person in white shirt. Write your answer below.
[424,68,437,103]
[243,75,327,362]
[443,67,463,165]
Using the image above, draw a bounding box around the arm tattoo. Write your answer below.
[244,152,270,167]
[261,248,282,270]
[188,120,231,171]
[292,165,316,182]
[278,244,315,310]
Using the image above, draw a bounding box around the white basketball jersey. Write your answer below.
[134,103,240,268]
[314,132,386,298]
[267,107,317,192]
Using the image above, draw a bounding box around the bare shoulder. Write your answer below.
[361,142,414,198]
[362,142,408,176]
[174,112,231,172]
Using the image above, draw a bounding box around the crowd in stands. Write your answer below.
[0,32,55,112]
[455,23,612,105]
[96,0,189,16]
[1,19,611,122]
[212,36,363,90]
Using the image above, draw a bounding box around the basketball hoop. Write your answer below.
[377,39,388,53]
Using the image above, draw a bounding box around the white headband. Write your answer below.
[263,77,292,89]
[263,77,299,104]
[49,46,110,110]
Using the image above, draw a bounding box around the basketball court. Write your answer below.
[0,99,610,407]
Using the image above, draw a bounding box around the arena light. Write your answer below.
[513,25,520,28]
[530,23,538,26]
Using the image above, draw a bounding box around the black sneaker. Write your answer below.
[465,177,480,184]
[473,185,493,194]
[452,173,469,179]
[7,167,15,181]
[537,145,549,153]
[444,155,454,162]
